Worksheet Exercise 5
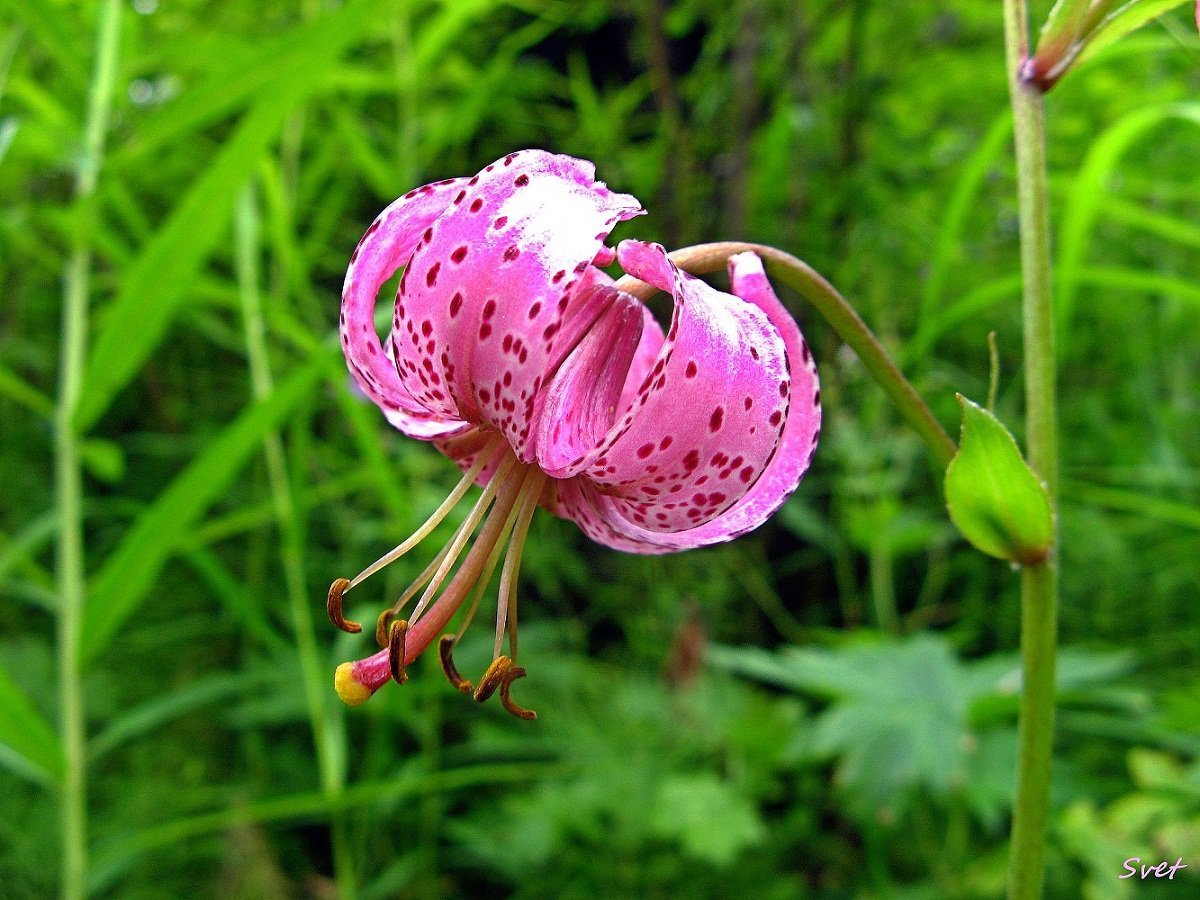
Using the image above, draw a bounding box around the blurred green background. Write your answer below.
[2,1,1199,897]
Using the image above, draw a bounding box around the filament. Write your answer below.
[494,469,545,660]
[451,477,529,646]
[345,434,504,592]
[408,454,517,625]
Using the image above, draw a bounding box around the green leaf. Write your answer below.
[711,635,975,818]
[0,661,64,785]
[1057,103,1200,343]
[79,353,328,666]
[1077,0,1193,68]
[80,437,124,483]
[944,396,1054,565]
[72,4,374,434]
[108,0,375,169]
[651,773,765,865]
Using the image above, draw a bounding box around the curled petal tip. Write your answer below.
[334,661,374,707]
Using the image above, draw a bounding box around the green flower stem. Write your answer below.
[55,2,121,896]
[617,242,957,469]
[1003,1,1061,898]
[234,186,356,899]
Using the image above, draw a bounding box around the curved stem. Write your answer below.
[56,3,122,896]
[616,242,957,469]
[1003,3,1060,899]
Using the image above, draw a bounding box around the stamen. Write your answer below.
[388,619,410,684]
[345,436,504,592]
[374,609,394,649]
[473,655,513,703]
[499,665,536,720]
[494,470,546,660]
[448,471,530,645]
[407,454,518,625]
[326,578,361,633]
[438,635,473,694]
[375,540,458,647]
[384,461,529,668]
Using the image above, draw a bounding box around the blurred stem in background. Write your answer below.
[1002,1,1060,897]
[54,2,121,897]
[235,185,356,898]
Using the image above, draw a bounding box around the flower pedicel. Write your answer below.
[330,150,821,718]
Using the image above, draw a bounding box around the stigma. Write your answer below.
[327,433,545,719]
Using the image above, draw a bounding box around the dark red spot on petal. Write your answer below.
[449,293,463,317]
[504,245,520,262]
[494,215,508,229]
[685,361,698,379]
[514,173,529,187]
[451,246,468,263]
[425,263,440,286]
[637,442,655,459]
[470,198,483,212]
[527,302,541,319]
[709,407,724,432]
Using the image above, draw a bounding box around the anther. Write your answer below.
[438,635,473,694]
[375,608,395,648]
[326,578,362,633]
[499,665,536,720]
[473,656,513,703]
[387,619,410,685]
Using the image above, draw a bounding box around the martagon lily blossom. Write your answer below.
[329,150,821,718]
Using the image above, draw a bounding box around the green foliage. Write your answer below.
[945,396,1054,565]
[0,0,1197,897]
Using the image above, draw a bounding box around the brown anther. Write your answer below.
[326,578,362,633]
[375,608,395,648]
[438,635,473,694]
[387,619,410,685]
[498,665,536,720]
[473,656,513,703]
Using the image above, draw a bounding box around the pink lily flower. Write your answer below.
[329,150,821,717]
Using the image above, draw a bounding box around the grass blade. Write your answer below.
[79,352,329,666]
[0,661,64,785]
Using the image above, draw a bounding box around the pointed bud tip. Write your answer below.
[334,662,374,706]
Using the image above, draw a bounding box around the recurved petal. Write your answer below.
[389,150,644,461]
[535,288,645,478]
[548,476,675,555]
[341,178,473,440]
[561,245,820,551]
